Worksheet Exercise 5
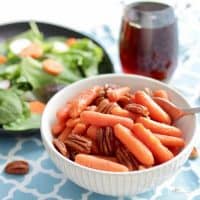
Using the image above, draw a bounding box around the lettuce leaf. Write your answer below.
[0,89,23,124]
[18,57,80,89]
[3,113,41,131]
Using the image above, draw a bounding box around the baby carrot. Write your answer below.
[42,59,63,76]
[154,133,185,147]
[86,125,98,140]
[153,89,169,100]
[58,127,72,141]
[152,97,182,122]
[111,105,137,120]
[107,87,130,102]
[80,111,134,130]
[114,124,154,166]
[20,43,43,58]
[66,118,81,128]
[135,91,171,124]
[52,122,66,136]
[168,146,181,156]
[56,104,71,123]
[29,101,45,114]
[69,86,101,118]
[95,156,118,163]
[136,117,182,137]
[71,123,87,135]
[75,154,129,172]
[132,123,174,163]
[0,55,7,64]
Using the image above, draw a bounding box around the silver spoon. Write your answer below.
[153,97,200,121]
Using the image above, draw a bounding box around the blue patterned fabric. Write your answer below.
[1,4,200,199]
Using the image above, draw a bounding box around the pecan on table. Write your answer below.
[53,139,69,157]
[64,134,92,154]
[97,126,115,156]
[189,147,198,159]
[125,103,149,117]
[5,160,29,175]
[116,145,139,171]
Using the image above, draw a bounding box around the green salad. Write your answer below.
[0,22,103,131]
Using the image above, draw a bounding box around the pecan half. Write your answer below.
[94,87,106,105]
[116,145,139,171]
[5,160,29,175]
[125,103,149,117]
[189,147,198,159]
[53,139,69,157]
[68,148,79,161]
[65,134,92,154]
[97,127,115,156]
[117,95,132,107]
[96,99,115,114]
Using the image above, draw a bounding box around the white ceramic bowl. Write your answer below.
[41,74,197,196]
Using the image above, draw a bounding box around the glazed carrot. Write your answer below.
[136,117,182,137]
[154,133,185,147]
[86,125,98,140]
[56,104,71,123]
[131,94,136,103]
[132,123,174,163]
[75,154,129,172]
[71,123,87,135]
[96,156,118,163]
[69,86,101,118]
[139,165,147,170]
[107,87,130,102]
[52,122,66,136]
[20,43,43,58]
[66,38,77,46]
[0,55,7,64]
[114,124,154,166]
[29,101,45,114]
[80,111,134,130]
[135,91,171,124]
[42,59,63,76]
[153,90,169,100]
[58,127,72,141]
[152,97,182,121]
[169,146,181,156]
[111,105,136,120]
[66,118,81,128]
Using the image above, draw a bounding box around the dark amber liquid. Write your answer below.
[119,3,178,81]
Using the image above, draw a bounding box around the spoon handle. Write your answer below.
[183,107,200,115]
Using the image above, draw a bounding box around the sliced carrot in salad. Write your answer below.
[0,55,7,64]
[20,43,43,58]
[42,59,63,76]
[66,38,77,46]
[29,101,45,114]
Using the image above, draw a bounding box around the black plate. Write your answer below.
[0,21,114,136]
